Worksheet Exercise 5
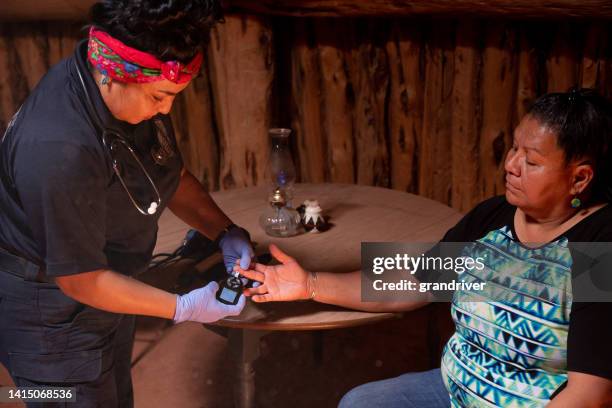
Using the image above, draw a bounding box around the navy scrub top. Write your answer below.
[0,40,183,279]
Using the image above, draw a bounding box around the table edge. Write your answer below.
[210,311,403,331]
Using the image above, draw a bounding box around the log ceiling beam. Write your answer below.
[0,0,95,21]
[0,0,611,21]
[226,0,612,18]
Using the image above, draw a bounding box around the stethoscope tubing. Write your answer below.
[105,133,162,215]
[74,61,162,215]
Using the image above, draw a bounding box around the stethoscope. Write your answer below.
[74,61,170,215]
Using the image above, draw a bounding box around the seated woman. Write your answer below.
[237,88,612,407]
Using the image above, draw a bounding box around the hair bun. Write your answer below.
[90,0,222,63]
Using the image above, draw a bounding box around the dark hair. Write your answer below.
[90,0,223,63]
[528,88,612,203]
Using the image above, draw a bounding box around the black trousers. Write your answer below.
[0,269,135,408]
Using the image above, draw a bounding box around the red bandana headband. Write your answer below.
[87,27,203,84]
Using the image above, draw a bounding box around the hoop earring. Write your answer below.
[571,197,582,208]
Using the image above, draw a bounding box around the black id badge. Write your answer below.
[216,275,244,305]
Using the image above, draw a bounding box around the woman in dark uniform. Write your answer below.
[0,1,252,406]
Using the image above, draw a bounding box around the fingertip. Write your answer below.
[236,269,253,281]
[240,259,251,270]
[239,250,252,270]
[252,294,270,303]
[269,244,292,263]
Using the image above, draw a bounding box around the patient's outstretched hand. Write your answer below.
[235,244,310,303]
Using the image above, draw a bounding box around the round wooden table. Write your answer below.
[155,183,462,407]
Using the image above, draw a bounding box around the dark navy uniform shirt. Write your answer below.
[0,41,182,278]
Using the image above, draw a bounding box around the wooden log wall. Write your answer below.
[0,17,611,211]
[282,19,611,210]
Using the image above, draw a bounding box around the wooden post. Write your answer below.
[386,21,424,193]
[11,27,51,91]
[581,23,608,93]
[515,27,538,123]
[315,19,355,184]
[344,21,390,187]
[208,14,275,190]
[0,26,30,131]
[290,19,326,183]
[546,24,580,93]
[418,22,455,205]
[170,73,219,191]
[451,21,482,211]
[0,22,80,133]
[478,23,518,199]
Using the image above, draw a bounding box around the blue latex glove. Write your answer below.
[173,281,245,323]
[218,225,255,274]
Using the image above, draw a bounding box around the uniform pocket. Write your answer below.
[37,287,123,352]
[8,349,102,383]
[37,287,83,326]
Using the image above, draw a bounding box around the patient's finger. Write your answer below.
[269,244,295,264]
[253,263,271,273]
[236,267,264,283]
[252,294,273,303]
[243,285,267,296]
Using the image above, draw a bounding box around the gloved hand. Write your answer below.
[218,225,255,274]
[173,281,245,324]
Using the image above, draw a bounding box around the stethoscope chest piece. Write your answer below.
[147,202,158,214]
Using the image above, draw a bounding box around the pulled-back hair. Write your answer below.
[89,0,223,63]
[528,88,612,203]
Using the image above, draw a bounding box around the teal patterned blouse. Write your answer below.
[419,196,612,407]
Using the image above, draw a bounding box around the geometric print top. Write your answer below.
[441,226,572,407]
